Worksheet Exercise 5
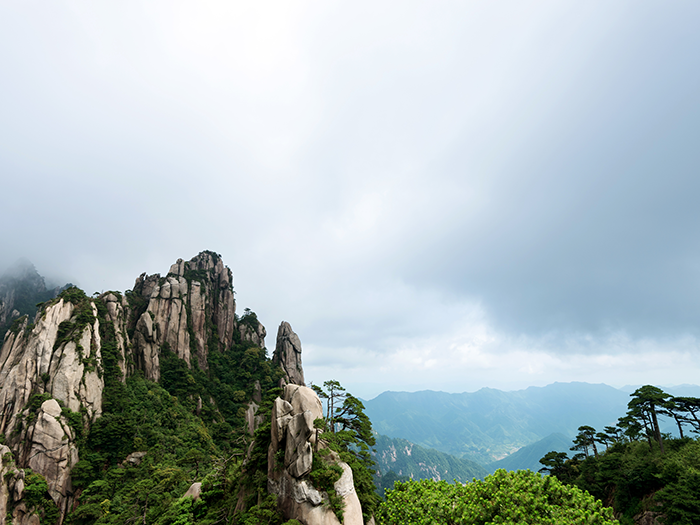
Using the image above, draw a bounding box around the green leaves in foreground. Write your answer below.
[377,469,618,525]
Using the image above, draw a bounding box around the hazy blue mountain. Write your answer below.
[372,434,489,483]
[364,382,630,464]
[486,433,572,473]
[620,384,700,397]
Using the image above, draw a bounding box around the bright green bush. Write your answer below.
[377,469,618,525]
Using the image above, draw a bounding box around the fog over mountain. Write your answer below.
[2,1,700,398]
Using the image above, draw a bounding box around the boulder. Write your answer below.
[183,482,202,500]
[122,451,147,467]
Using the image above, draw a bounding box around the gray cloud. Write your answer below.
[2,1,699,396]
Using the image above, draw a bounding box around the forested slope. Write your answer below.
[539,385,700,525]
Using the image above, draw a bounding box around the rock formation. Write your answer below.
[268,385,364,525]
[0,251,363,525]
[0,444,19,524]
[130,251,240,378]
[0,251,270,524]
[14,399,79,517]
[274,321,305,386]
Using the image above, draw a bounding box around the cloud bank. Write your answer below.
[1,1,699,398]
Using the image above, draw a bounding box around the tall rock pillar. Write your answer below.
[273,322,305,386]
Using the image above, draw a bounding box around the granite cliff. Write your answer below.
[0,251,368,525]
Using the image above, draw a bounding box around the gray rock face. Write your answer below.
[0,445,19,525]
[131,252,240,377]
[273,322,305,386]
[0,251,280,525]
[14,399,79,518]
[0,294,109,524]
[0,299,104,439]
[240,321,267,348]
[245,401,265,436]
[268,386,364,525]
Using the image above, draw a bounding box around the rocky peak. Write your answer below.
[274,321,305,386]
[130,251,238,378]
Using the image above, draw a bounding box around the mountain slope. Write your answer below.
[486,432,572,473]
[0,258,66,334]
[372,434,488,483]
[364,383,630,464]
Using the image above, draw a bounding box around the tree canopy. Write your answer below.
[377,469,618,525]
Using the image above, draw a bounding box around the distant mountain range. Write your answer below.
[364,382,700,466]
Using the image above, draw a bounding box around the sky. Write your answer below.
[1,1,700,400]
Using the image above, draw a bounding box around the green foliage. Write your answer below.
[68,294,286,524]
[566,437,700,525]
[377,469,618,525]
[539,451,571,477]
[62,266,288,525]
[542,385,700,524]
[53,287,95,351]
[314,381,381,523]
[309,453,345,522]
[374,470,410,497]
[23,470,61,525]
[8,314,28,335]
[238,308,259,329]
[655,440,700,525]
[238,494,283,525]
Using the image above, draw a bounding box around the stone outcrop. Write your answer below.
[0,252,248,523]
[0,251,349,525]
[0,299,104,438]
[240,319,267,348]
[130,251,242,378]
[0,445,19,525]
[0,294,108,524]
[273,322,305,386]
[268,385,363,525]
[14,399,79,518]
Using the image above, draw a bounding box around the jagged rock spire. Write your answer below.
[273,321,305,386]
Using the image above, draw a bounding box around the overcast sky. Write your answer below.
[2,1,700,399]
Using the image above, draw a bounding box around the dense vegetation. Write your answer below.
[540,385,700,525]
[377,470,618,525]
